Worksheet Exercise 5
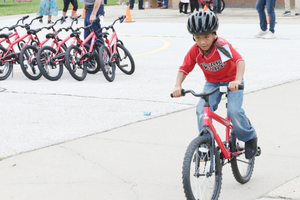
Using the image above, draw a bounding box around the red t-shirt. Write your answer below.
[179,37,244,83]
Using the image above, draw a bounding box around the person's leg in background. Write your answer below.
[130,0,134,9]
[295,0,300,15]
[254,0,268,37]
[160,0,168,8]
[283,0,291,15]
[138,0,144,9]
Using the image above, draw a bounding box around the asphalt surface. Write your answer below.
[0,5,300,200]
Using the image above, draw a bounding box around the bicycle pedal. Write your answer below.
[120,64,128,68]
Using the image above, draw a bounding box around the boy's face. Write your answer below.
[193,33,216,51]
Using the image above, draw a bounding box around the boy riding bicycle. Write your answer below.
[172,11,258,159]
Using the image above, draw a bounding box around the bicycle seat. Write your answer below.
[0,32,13,39]
[98,32,109,37]
[70,32,81,37]
[27,29,40,35]
[46,32,59,39]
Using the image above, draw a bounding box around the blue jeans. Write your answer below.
[196,81,257,142]
[255,0,276,33]
[164,0,168,7]
[84,5,104,46]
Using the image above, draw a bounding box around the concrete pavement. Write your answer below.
[0,5,300,200]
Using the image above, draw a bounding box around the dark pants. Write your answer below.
[63,0,78,12]
[190,0,199,13]
[84,5,105,45]
[179,2,189,14]
[130,0,144,9]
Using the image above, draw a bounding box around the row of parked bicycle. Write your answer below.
[0,15,135,82]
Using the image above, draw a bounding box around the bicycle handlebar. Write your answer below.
[0,15,29,31]
[100,15,126,31]
[170,85,244,98]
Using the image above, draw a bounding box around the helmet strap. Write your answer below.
[201,36,218,58]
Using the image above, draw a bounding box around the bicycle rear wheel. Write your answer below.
[182,136,222,200]
[65,45,87,81]
[19,45,42,80]
[115,43,135,75]
[37,46,64,81]
[230,131,255,184]
[208,0,225,11]
[99,45,115,82]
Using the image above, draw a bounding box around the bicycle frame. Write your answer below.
[104,30,118,62]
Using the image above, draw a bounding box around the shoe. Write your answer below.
[139,7,145,10]
[245,137,258,159]
[39,19,43,23]
[262,31,276,39]
[160,5,168,9]
[254,30,268,38]
[283,11,291,16]
[178,12,184,16]
[130,7,133,10]
[296,13,300,17]
[48,20,54,24]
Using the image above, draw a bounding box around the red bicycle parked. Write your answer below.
[98,15,135,82]
[171,85,261,200]
[198,0,225,12]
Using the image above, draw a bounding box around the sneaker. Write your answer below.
[139,7,145,10]
[245,137,258,159]
[296,13,300,17]
[283,11,291,16]
[160,5,168,9]
[254,30,268,38]
[178,12,184,16]
[262,31,276,39]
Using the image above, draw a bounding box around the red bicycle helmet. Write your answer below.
[187,10,219,35]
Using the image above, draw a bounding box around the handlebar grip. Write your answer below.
[170,89,185,98]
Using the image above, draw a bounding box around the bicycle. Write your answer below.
[198,0,225,12]
[171,85,261,200]
[0,15,39,80]
[37,16,82,81]
[64,16,103,81]
[98,15,135,82]
[19,16,68,80]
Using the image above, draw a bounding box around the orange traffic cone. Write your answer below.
[267,14,269,24]
[125,5,133,22]
[82,6,86,18]
[204,5,208,11]
[72,6,77,17]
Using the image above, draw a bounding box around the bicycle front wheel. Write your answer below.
[19,45,42,80]
[230,131,255,184]
[208,0,225,11]
[115,43,135,75]
[65,45,87,81]
[37,46,64,81]
[0,46,13,81]
[182,136,222,200]
[99,45,115,82]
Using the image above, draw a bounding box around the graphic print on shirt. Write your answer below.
[200,60,226,72]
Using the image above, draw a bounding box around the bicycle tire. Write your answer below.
[115,43,135,75]
[182,136,222,200]
[230,131,255,184]
[84,44,101,74]
[99,45,115,82]
[65,45,87,81]
[37,45,64,81]
[0,46,13,81]
[19,45,42,80]
[208,0,225,12]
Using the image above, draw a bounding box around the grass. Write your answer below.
[0,0,116,16]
